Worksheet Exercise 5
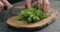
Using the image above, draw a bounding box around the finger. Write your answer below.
[44,0,47,13]
[26,0,32,8]
[44,0,50,13]
[0,1,4,12]
[1,0,13,9]
[37,0,43,9]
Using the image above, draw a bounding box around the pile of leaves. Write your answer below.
[17,7,48,23]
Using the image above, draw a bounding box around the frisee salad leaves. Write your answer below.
[17,7,48,23]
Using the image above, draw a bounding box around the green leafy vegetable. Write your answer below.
[17,7,48,23]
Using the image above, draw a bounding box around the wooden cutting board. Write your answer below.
[7,8,58,30]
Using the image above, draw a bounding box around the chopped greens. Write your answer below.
[17,7,48,23]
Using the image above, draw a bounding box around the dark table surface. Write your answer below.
[0,0,60,32]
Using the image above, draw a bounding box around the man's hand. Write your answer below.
[26,0,50,14]
[0,0,13,12]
